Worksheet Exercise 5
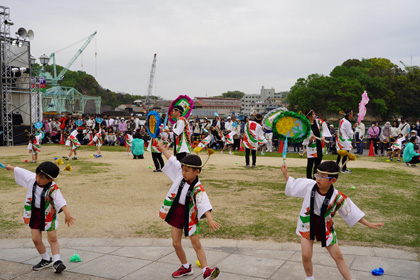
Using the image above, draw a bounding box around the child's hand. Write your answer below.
[5,164,14,171]
[65,214,75,227]
[368,222,384,230]
[281,163,289,181]
[208,220,221,232]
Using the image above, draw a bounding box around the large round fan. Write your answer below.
[146,110,162,138]
[167,95,194,124]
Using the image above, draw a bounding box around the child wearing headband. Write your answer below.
[3,161,75,274]
[157,140,221,280]
[281,161,384,280]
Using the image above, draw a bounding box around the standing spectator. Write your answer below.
[398,117,410,138]
[131,132,145,159]
[105,115,114,133]
[380,121,392,156]
[118,117,127,134]
[192,117,202,143]
[113,116,120,133]
[132,115,141,131]
[59,113,69,134]
[367,122,380,155]
[390,121,400,145]
[354,121,365,154]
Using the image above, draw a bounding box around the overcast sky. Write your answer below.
[3,0,420,100]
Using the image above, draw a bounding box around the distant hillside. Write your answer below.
[36,64,143,108]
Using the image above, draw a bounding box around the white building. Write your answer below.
[241,86,284,115]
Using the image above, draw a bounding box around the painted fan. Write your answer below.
[75,120,83,126]
[146,110,162,138]
[262,107,288,130]
[166,95,194,125]
[34,122,43,129]
[272,111,311,163]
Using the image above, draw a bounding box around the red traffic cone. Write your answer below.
[59,132,65,145]
[278,140,283,153]
[239,139,244,151]
[368,141,375,157]
[88,132,95,146]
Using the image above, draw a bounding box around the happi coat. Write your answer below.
[67,130,81,149]
[242,121,266,150]
[147,124,169,153]
[14,167,67,231]
[173,117,192,154]
[336,118,354,151]
[28,134,42,154]
[159,156,212,236]
[302,118,331,158]
[225,122,240,145]
[93,129,103,147]
[285,177,364,247]
[125,134,133,147]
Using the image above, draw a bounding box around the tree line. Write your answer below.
[286,58,420,120]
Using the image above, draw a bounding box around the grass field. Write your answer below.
[0,145,419,258]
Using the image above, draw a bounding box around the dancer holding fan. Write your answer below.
[336,110,357,173]
[242,114,266,168]
[302,109,331,179]
[165,95,194,161]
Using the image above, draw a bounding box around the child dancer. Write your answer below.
[302,109,331,179]
[281,161,383,280]
[89,128,103,158]
[157,140,221,280]
[242,114,266,168]
[28,132,42,163]
[336,110,356,173]
[389,133,405,161]
[125,131,133,156]
[147,123,169,171]
[63,129,80,160]
[3,162,75,273]
[172,105,192,161]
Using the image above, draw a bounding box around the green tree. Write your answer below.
[221,90,245,99]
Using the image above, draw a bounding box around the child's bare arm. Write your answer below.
[204,211,221,232]
[157,140,172,160]
[358,217,384,229]
[61,205,75,227]
[5,164,15,171]
[281,163,289,181]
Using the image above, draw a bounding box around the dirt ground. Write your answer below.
[0,145,416,239]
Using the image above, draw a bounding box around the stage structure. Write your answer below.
[40,31,101,115]
[0,5,38,146]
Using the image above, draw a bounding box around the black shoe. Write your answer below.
[32,258,52,271]
[53,260,66,273]
[153,169,159,172]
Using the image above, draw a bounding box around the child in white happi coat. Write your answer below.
[281,161,384,280]
[28,133,43,163]
[157,140,221,280]
[3,162,75,273]
[390,133,405,161]
[89,128,103,158]
[125,131,133,155]
[63,129,80,160]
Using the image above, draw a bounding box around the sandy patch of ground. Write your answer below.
[0,145,417,239]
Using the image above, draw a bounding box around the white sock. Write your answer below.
[203,267,208,274]
[182,263,189,269]
[53,254,60,263]
[41,252,50,261]
[306,276,315,280]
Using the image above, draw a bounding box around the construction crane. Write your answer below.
[40,31,101,114]
[42,31,97,86]
[145,53,157,112]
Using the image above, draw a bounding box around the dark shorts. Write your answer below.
[313,215,323,242]
[30,207,42,230]
[167,204,185,229]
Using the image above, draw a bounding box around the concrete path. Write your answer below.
[0,238,418,280]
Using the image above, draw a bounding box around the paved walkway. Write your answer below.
[0,238,418,280]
